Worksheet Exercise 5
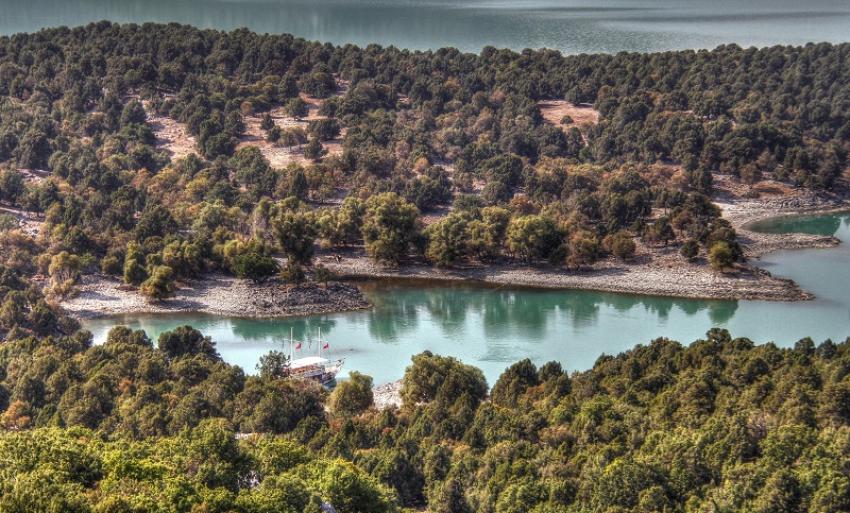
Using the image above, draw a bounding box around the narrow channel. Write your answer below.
[82,212,850,384]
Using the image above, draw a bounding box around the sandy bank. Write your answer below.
[718,195,847,258]
[62,274,370,320]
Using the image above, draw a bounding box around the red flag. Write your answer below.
[323,343,329,350]
[295,342,302,349]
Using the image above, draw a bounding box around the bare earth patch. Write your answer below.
[420,205,451,226]
[712,173,799,200]
[539,100,600,127]
[148,111,197,161]
[236,109,310,168]
[144,87,348,168]
[373,380,403,409]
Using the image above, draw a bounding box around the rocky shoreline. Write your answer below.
[61,274,370,319]
[321,249,811,301]
[372,380,403,409]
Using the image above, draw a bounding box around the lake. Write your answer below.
[83,212,850,385]
[1,0,849,54]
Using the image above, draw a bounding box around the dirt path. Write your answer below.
[0,204,44,237]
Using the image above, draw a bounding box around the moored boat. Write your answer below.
[285,327,343,388]
[289,355,344,388]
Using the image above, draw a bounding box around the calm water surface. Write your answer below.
[84,212,850,384]
[1,0,849,54]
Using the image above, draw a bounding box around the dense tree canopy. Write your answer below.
[0,421,397,513]
[0,322,848,512]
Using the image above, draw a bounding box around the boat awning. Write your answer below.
[291,356,329,369]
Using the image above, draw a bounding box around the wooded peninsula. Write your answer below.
[0,23,848,315]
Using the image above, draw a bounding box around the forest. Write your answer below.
[1,22,848,304]
[0,320,848,512]
[1,22,850,512]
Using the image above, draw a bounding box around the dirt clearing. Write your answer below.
[148,112,197,161]
[539,100,600,127]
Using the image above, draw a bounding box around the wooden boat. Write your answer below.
[289,355,344,388]
[285,327,343,388]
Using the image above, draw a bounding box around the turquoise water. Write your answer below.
[83,213,850,384]
[1,0,849,54]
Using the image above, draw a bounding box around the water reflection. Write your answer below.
[423,287,474,336]
[87,279,745,380]
[707,300,739,324]
[358,284,741,343]
[230,316,337,342]
[365,291,420,343]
